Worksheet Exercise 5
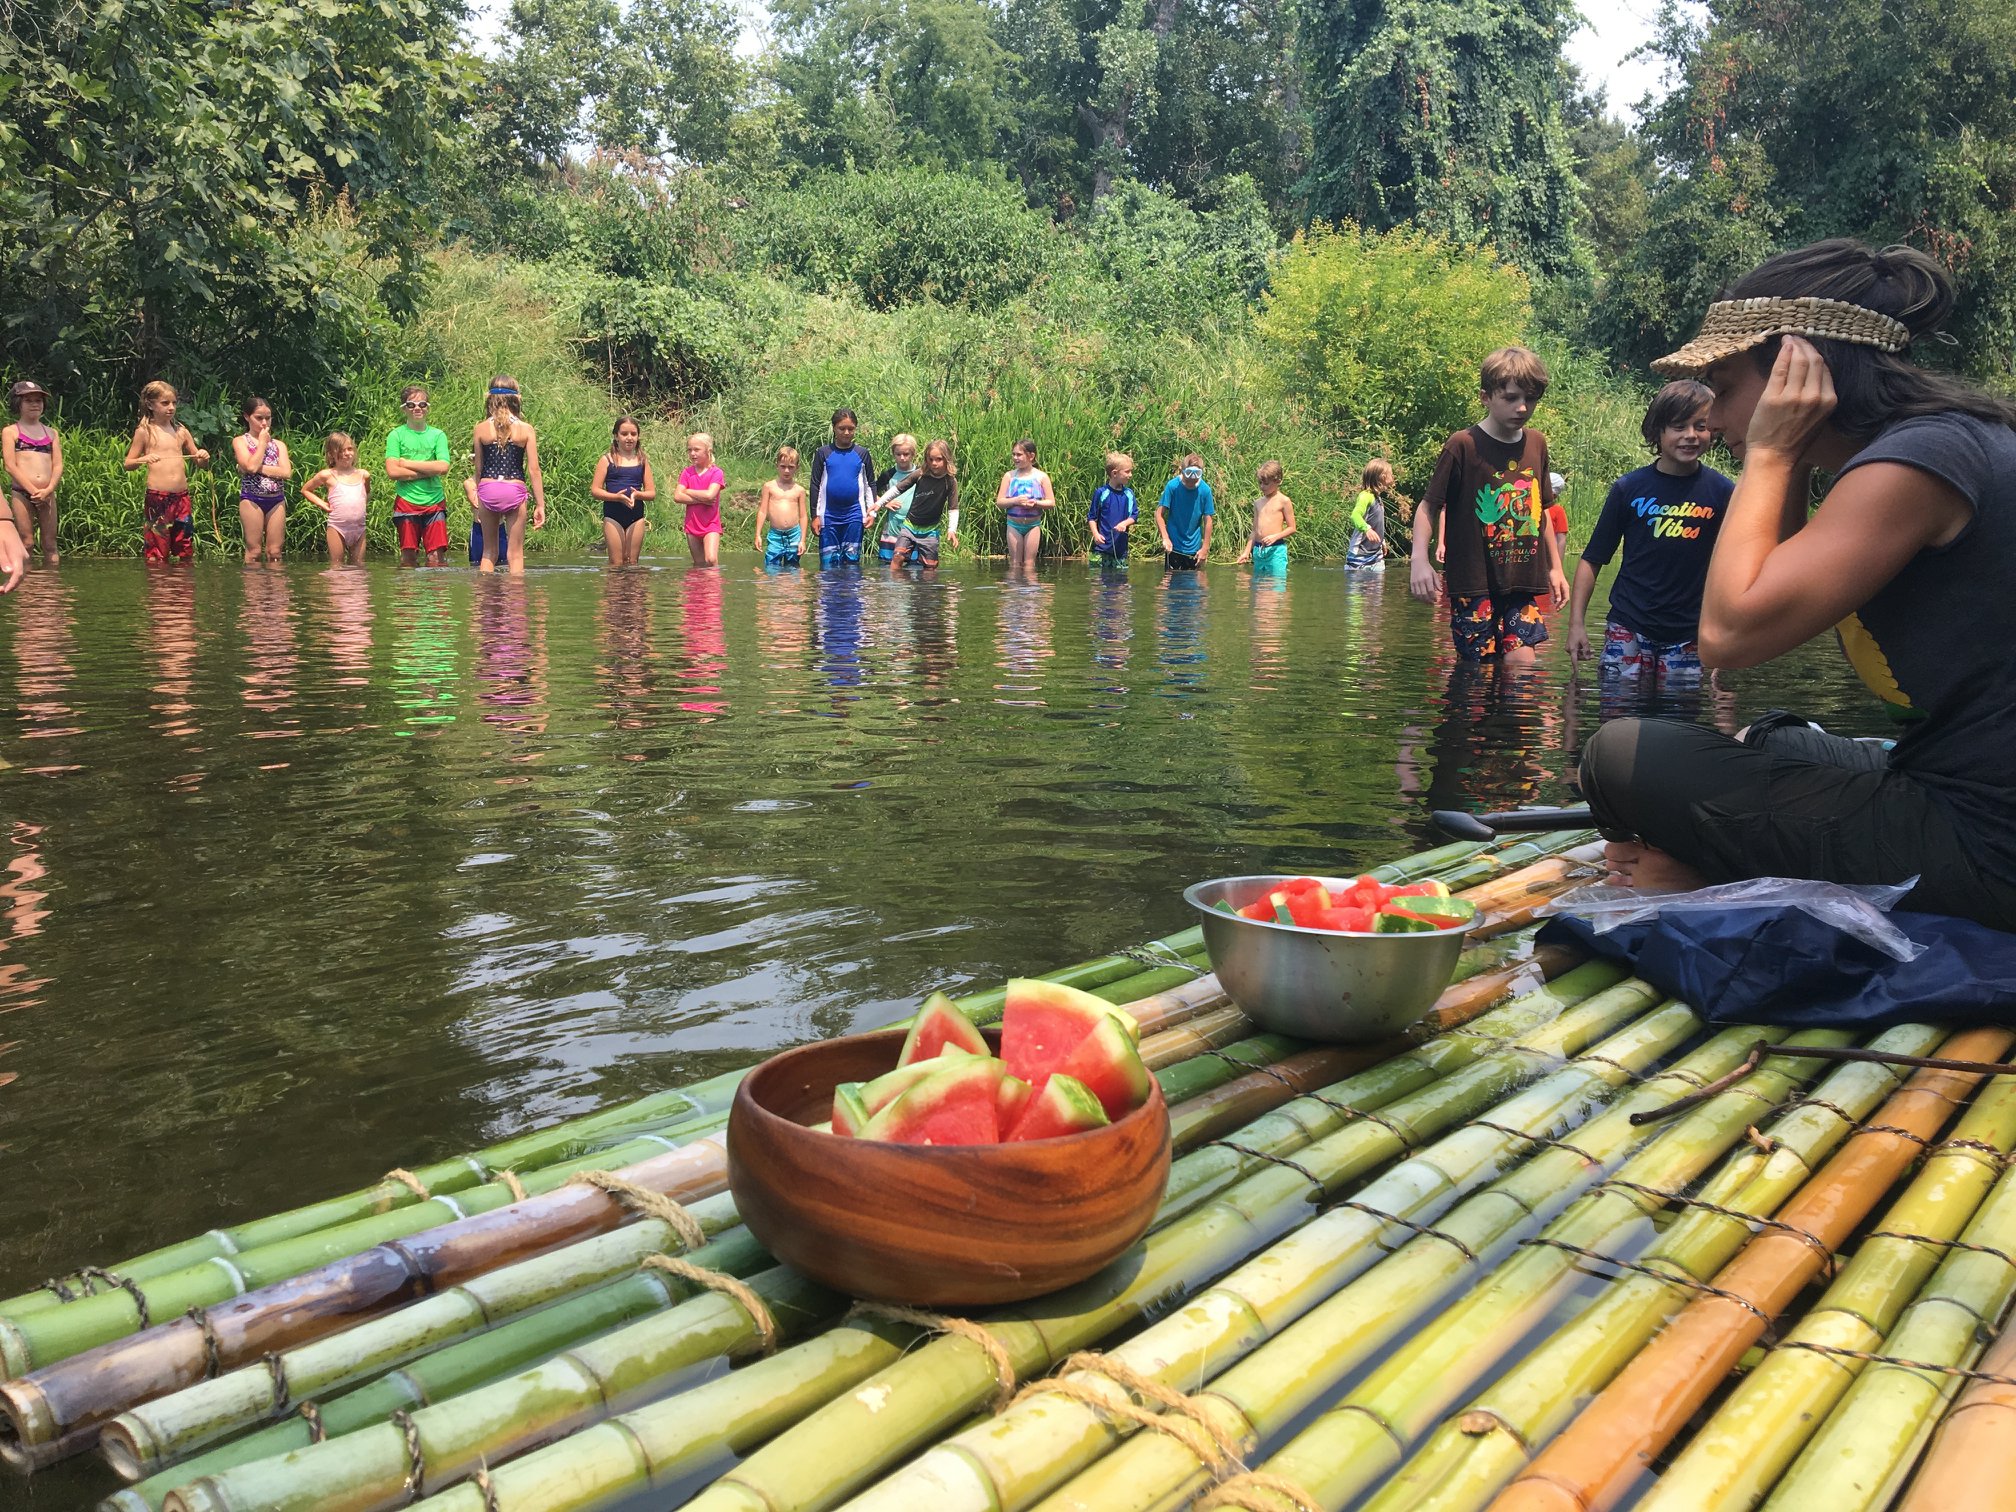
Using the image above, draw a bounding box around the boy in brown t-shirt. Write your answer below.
[1409,347,1569,662]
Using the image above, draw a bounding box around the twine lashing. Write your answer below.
[497,1170,527,1202]
[298,1400,327,1444]
[1009,1351,1246,1478]
[185,1306,224,1379]
[383,1168,432,1201]
[1595,1178,1840,1276]
[847,1302,1018,1412]
[639,1255,778,1355]
[392,1408,426,1498]
[80,1267,149,1330]
[1206,1140,1326,1197]
[1521,1237,1781,1341]
[1198,1470,1328,1512]
[567,1171,706,1251]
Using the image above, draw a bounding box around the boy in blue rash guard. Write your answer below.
[1566,380,1734,682]
[808,408,876,568]
[1088,451,1137,568]
[1155,453,1215,570]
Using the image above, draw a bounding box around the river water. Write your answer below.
[0,560,1878,1316]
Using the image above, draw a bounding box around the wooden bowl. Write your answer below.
[727,1029,1171,1307]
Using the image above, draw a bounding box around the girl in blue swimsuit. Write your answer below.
[995,437,1054,573]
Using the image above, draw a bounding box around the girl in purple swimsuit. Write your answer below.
[231,396,293,564]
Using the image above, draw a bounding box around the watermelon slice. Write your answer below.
[832,1083,871,1137]
[1001,979,1138,1090]
[997,1073,1033,1131]
[1388,880,1453,900]
[1238,898,1275,922]
[1391,895,1476,926]
[1006,1074,1111,1141]
[859,1057,956,1116]
[897,992,989,1067]
[861,1058,1006,1145]
[1049,1016,1153,1120]
[1372,908,1440,933]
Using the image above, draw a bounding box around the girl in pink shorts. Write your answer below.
[675,432,726,566]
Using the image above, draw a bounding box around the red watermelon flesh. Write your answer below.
[862,1058,1005,1145]
[1002,979,1133,1089]
[1006,1074,1110,1141]
[1050,1017,1152,1121]
[897,992,989,1067]
[859,1059,953,1115]
[997,1073,1033,1131]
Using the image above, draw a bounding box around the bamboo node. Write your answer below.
[1206,1140,1326,1196]
[298,1400,327,1444]
[498,1170,528,1202]
[847,1302,1018,1412]
[391,1408,426,1499]
[383,1168,432,1201]
[1197,1470,1326,1512]
[639,1255,778,1355]
[1006,1352,1248,1477]
[185,1306,224,1379]
[567,1171,706,1251]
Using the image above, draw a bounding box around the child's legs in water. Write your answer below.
[263,504,287,562]
[238,501,267,562]
[345,529,367,566]
[687,530,708,565]
[1008,520,1039,570]
[624,521,648,564]
[477,510,505,573]
[24,493,56,564]
[504,506,528,574]
[602,518,625,564]
[700,531,719,567]
[326,525,347,564]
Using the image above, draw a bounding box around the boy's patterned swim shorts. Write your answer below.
[1449,593,1548,660]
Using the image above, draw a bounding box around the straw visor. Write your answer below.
[1653,296,1913,376]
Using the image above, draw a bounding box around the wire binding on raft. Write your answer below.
[638,1255,779,1356]
[1520,1235,1785,1341]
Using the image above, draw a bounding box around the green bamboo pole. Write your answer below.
[836,1000,1720,1512]
[406,1315,929,1512]
[1156,960,1627,1228]
[151,967,1641,1512]
[1627,1072,2016,1512]
[161,1263,845,1512]
[11,831,1538,1327]
[1029,1030,1859,1512]
[1753,1161,2016,1510]
[102,1027,1413,1509]
[100,1028,1314,1486]
[396,996,1709,1512]
[1352,1024,1954,1512]
[633,982,1675,1512]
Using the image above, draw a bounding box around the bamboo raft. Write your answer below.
[6,832,2016,1511]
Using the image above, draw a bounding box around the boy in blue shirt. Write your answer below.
[1088,451,1137,569]
[1156,453,1215,570]
[1567,379,1733,682]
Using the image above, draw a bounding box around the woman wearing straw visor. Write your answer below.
[1581,239,2016,930]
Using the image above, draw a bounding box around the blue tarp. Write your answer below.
[1537,908,2016,1028]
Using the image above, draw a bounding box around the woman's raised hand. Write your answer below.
[1746,335,1838,461]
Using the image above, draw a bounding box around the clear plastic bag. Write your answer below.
[1541,875,1926,962]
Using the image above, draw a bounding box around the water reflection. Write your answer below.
[814,571,867,699]
[239,568,300,747]
[596,569,659,744]
[390,576,460,734]
[1402,659,1567,815]
[475,577,548,739]
[0,822,54,1060]
[675,569,727,718]
[995,581,1053,706]
[1249,571,1291,691]
[10,575,82,763]
[1156,570,1210,701]
[316,567,375,693]
[145,570,202,754]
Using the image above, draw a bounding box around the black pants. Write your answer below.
[1165,552,1203,571]
[1579,713,2016,930]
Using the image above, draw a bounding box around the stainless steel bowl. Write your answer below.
[1183,875,1469,1043]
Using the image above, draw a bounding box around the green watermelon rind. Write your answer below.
[897,991,991,1067]
[1050,1016,1154,1121]
[1006,1073,1111,1141]
[861,1057,1007,1145]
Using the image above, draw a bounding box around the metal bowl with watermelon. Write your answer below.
[726,983,1171,1306]
[1184,873,1475,1044]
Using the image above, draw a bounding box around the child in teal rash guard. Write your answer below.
[1156,453,1215,570]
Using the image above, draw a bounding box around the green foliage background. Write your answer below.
[7,0,2010,560]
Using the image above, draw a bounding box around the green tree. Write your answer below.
[480,0,748,167]
[770,0,1014,173]
[1302,0,1585,279]
[0,0,463,397]
[1596,0,2016,374]
[1256,221,1533,478]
